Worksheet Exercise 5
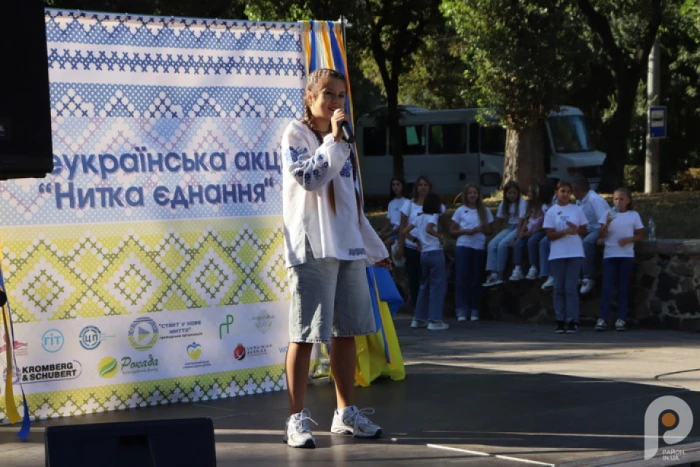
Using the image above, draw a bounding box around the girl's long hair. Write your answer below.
[411,175,433,201]
[301,68,361,224]
[526,183,543,218]
[389,176,406,199]
[462,183,489,228]
[501,180,521,220]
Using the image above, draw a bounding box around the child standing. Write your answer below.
[404,192,448,331]
[483,181,527,287]
[543,181,588,334]
[450,184,494,321]
[378,177,407,251]
[595,188,645,332]
[510,183,546,281]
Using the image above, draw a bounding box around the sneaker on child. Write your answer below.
[410,319,427,328]
[555,321,566,334]
[541,276,554,291]
[580,278,594,295]
[483,273,503,287]
[330,406,382,438]
[594,319,607,332]
[509,267,524,281]
[566,321,580,334]
[457,316,467,322]
[615,319,627,332]
[427,321,449,331]
[525,266,538,280]
[283,409,317,448]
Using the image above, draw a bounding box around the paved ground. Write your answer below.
[1,315,699,466]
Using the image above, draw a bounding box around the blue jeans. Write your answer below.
[514,230,546,267]
[405,246,421,308]
[600,257,634,321]
[414,250,447,322]
[486,225,518,275]
[582,229,600,279]
[551,257,583,323]
[455,246,486,319]
[539,236,551,278]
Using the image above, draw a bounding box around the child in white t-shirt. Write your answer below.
[595,187,645,332]
[403,192,448,331]
[510,183,547,281]
[543,180,588,334]
[450,183,494,321]
[483,181,527,287]
[378,176,407,252]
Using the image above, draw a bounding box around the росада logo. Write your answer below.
[233,343,246,361]
[644,395,694,460]
[79,326,102,350]
[187,342,202,361]
[98,356,118,379]
[128,317,159,351]
[41,329,64,353]
[219,314,234,339]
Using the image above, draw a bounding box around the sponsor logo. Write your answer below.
[41,329,64,353]
[0,334,28,356]
[644,395,694,460]
[158,320,203,341]
[79,326,102,350]
[252,310,274,334]
[19,361,82,383]
[279,345,288,354]
[98,356,118,379]
[184,342,211,370]
[219,314,234,339]
[120,354,159,375]
[128,317,159,351]
[233,343,246,361]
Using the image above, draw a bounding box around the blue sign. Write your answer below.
[649,106,667,138]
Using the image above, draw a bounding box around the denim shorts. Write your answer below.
[287,243,376,344]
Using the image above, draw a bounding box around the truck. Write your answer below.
[356,105,605,197]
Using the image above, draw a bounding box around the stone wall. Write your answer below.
[393,239,700,331]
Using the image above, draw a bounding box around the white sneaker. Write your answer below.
[410,319,427,328]
[457,316,467,322]
[470,316,479,321]
[427,321,449,331]
[615,319,627,332]
[331,406,382,438]
[541,276,554,291]
[580,279,594,294]
[482,273,503,287]
[525,266,538,280]
[283,409,317,448]
[594,319,607,332]
[509,267,524,281]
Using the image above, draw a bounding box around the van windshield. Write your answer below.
[549,116,594,153]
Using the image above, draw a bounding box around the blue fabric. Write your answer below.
[600,257,634,320]
[371,266,403,317]
[414,250,447,322]
[551,257,583,322]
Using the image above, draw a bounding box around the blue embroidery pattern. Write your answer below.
[348,248,366,256]
[285,146,308,163]
[339,159,351,178]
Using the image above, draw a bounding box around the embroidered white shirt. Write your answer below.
[281,120,388,267]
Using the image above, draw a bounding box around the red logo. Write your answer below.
[0,334,28,355]
[233,344,246,361]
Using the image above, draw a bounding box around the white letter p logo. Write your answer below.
[644,395,694,460]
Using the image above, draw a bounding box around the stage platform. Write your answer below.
[2,317,700,466]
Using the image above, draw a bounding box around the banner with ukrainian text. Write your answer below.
[0,10,305,421]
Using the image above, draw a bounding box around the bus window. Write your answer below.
[429,124,467,154]
[362,127,387,156]
[549,116,593,153]
[402,125,426,155]
[481,125,506,155]
[469,122,479,153]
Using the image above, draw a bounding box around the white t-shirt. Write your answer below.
[401,201,446,250]
[412,213,442,252]
[451,206,495,250]
[496,198,527,225]
[576,190,609,230]
[598,210,644,258]
[543,203,588,260]
[386,197,407,226]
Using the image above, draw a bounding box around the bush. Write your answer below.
[674,168,700,191]
[623,165,644,191]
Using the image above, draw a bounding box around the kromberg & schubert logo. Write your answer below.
[644,395,694,460]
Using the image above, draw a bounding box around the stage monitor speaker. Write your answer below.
[44,417,217,467]
[0,0,54,180]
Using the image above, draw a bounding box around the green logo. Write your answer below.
[98,357,118,378]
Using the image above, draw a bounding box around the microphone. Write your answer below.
[334,109,355,144]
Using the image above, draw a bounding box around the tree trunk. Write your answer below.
[598,73,638,191]
[502,123,545,191]
[386,85,404,178]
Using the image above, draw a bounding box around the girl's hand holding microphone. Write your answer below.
[332,109,347,142]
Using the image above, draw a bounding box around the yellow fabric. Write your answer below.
[354,300,405,387]
[2,304,22,424]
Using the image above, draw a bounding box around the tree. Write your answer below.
[574,0,665,190]
[442,0,585,190]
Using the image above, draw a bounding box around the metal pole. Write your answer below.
[645,39,660,194]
